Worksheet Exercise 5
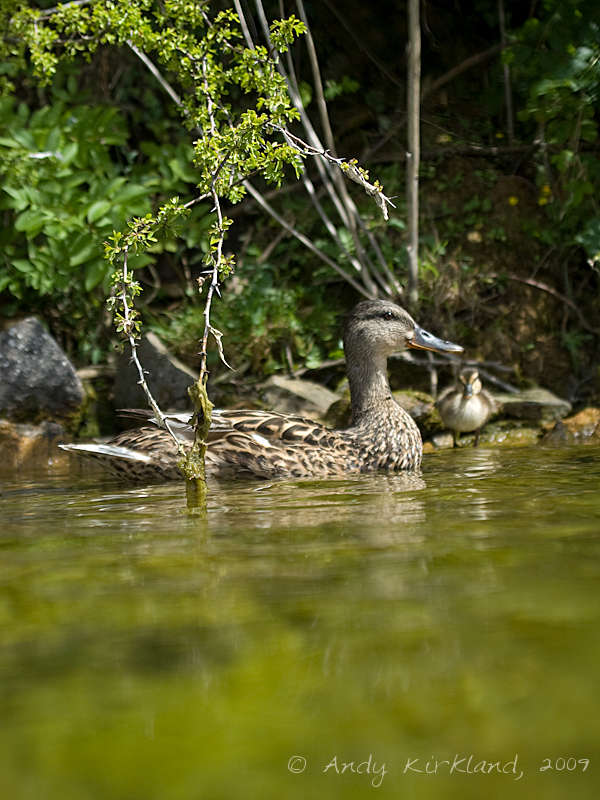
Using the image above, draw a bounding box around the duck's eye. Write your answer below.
[381,310,395,321]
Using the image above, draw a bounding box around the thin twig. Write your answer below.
[253,0,394,309]
[497,0,514,144]
[128,41,183,106]
[321,0,403,88]
[233,0,255,50]
[119,249,182,445]
[198,52,232,382]
[295,0,335,155]
[243,180,371,297]
[365,43,507,163]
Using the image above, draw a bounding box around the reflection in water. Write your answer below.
[1,446,600,800]
[207,472,427,539]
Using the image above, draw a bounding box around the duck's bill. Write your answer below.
[409,325,464,354]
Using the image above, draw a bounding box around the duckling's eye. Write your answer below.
[381,310,395,321]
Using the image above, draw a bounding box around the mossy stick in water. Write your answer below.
[180,379,214,510]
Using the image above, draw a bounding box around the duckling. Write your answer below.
[61,299,463,481]
[436,368,495,447]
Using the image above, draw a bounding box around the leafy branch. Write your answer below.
[4,0,399,498]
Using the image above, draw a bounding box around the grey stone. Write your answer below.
[261,375,340,419]
[431,431,455,449]
[0,317,84,422]
[113,331,197,411]
[493,387,571,422]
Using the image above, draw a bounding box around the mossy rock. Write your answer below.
[542,407,600,445]
[428,420,542,450]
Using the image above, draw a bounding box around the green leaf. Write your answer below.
[69,240,97,267]
[2,185,29,211]
[87,200,112,224]
[84,259,108,291]
[114,184,149,204]
[14,210,46,234]
[11,259,33,273]
[128,253,155,269]
[61,141,78,164]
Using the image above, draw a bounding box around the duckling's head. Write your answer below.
[344,299,464,359]
[459,368,482,398]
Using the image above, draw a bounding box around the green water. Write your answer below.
[1,445,599,799]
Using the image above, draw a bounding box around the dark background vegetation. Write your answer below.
[1,0,599,409]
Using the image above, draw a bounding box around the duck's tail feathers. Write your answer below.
[59,443,152,463]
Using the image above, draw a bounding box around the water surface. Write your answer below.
[1,445,599,799]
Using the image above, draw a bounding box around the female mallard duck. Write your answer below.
[436,368,496,447]
[61,300,463,481]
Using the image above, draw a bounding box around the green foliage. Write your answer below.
[0,78,207,359]
[510,0,600,260]
[3,0,307,365]
[106,266,143,340]
[151,259,341,376]
[324,76,360,101]
[1,1,307,363]
[0,96,148,297]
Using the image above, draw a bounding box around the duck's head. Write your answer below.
[344,299,464,358]
[459,368,482,398]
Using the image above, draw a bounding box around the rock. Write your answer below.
[0,418,68,469]
[427,422,541,450]
[323,390,351,428]
[542,407,600,445]
[393,390,442,435]
[113,332,197,411]
[0,317,84,423]
[493,387,571,422]
[479,423,541,447]
[431,431,454,449]
[261,375,340,419]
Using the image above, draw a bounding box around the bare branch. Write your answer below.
[117,249,182,447]
[198,52,231,384]
[421,43,505,102]
[128,41,183,107]
[406,0,421,306]
[233,0,256,50]
[295,0,336,155]
[243,180,372,298]
[497,0,514,144]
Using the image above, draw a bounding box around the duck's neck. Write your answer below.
[346,347,393,422]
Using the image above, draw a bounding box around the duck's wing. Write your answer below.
[119,407,337,447]
[435,385,457,407]
[481,389,500,416]
[209,409,337,446]
[205,415,357,479]
[91,408,356,479]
